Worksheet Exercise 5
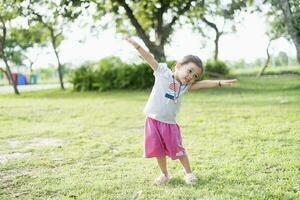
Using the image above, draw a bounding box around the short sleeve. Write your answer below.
[153,63,171,77]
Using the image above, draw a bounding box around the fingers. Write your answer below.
[221,79,237,86]
[227,79,238,83]
[224,79,237,84]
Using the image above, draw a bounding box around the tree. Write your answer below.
[257,0,290,77]
[257,17,281,77]
[93,0,199,61]
[189,0,249,60]
[257,38,274,77]
[22,0,89,89]
[0,66,10,84]
[6,24,48,71]
[264,0,300,64]
[0,1,24,94]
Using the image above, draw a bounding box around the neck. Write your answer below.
[173,72,182,84]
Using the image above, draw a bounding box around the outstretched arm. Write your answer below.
[125,37,158,71]
[189,79,237,91]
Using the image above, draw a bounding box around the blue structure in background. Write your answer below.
[12,73,38,85]
[17,74,27,85]
[30,74,37,84]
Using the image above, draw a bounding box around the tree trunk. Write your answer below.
[151,48,166,62]
[53,48,64,90]
[279,0,300,65]
[0,67,11,84]
[3,55,19,94]
[116,0,195,62]
[214,32,220,60]
[257,39,273,77]
[202,17,222,61]
[294,37,300,64]
[50,30,64,90]
[149,43,166,62]
[0,17,19,94]
[29,62,33,73]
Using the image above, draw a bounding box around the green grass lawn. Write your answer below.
[0,76,299,199]
[232,66,300,77]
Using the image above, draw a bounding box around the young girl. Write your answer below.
[125,37,237,185]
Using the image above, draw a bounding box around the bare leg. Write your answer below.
[179,155,192,174]
[156,156,168,176]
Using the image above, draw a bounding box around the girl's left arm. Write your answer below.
[189,79,237,91]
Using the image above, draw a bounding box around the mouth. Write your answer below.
[184,78,190,84]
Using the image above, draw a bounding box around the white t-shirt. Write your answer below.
[143,63,190,124]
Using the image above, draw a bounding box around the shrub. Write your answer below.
[70,57,157,91]
[205,60,230,77]
[70,64,95,92]
[93,57,122,91]
[118,63,154,89]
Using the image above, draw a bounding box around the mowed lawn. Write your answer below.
[0,76,299,199]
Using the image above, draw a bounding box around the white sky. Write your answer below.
[28,11,296,68]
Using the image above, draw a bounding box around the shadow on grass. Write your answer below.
[169,177,185,186]
[196,77,300,95]
[215,85,300,94]
[168,176,212,188]
[0,88,150,100]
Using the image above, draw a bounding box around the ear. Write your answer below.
[175,62,181,70]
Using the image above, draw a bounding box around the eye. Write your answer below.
[188,69,192,73]
[194,75,198,79]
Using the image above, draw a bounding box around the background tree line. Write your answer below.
[0,0,299,94]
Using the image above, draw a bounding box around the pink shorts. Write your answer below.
[144,117,186,160]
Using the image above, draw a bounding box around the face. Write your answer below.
[175,62,202,84]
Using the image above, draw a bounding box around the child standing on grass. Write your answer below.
[125,37,237,185]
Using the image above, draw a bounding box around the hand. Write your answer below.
[124,36,140,49]
[220,79,237,87]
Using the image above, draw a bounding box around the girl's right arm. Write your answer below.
[189,79,237,91]
[125,37,158,71]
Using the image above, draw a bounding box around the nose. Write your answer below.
[187,75,193,81]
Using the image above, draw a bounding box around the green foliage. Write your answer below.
[4,25,49,65]
[93,0,203,60]
[70,57,156,91]
[265,0,300,40]
[92,57,121,90]
[167,60,176,68]
[0,1,49,67]
[23,0,88,48]
[0,1,21,20]
[101,0,197,34]
[205,60,230,76]
[70,64,95,91]
[59,0,90,19]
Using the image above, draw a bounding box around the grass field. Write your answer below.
[0,76,299,199]
[231,66,300,77]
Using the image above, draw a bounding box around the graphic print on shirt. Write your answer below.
[165,82,180,100]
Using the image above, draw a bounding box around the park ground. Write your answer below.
[0,75,299,199]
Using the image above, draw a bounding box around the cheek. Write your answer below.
[179,71,185,77]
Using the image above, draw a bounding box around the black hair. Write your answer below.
[180,55,203,73]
